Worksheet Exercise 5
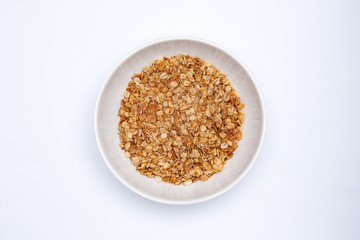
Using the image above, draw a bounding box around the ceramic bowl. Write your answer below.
[95,37,265,204]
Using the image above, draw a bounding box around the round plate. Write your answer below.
[95,37,265,204]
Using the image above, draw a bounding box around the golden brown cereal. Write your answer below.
[118,54,244,185]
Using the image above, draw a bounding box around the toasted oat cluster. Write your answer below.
[118,54,244,186]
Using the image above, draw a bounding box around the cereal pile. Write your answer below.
[118,54,244,186]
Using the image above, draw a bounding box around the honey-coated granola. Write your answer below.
[118,54,244,186]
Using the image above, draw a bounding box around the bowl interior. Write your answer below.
[95,39,265,204]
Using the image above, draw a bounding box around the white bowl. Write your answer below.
[95,37,265,204]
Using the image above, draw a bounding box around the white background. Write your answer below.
[1,0,359,239]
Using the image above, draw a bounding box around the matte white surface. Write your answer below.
[96,38,265,204]
[1,0,359,239]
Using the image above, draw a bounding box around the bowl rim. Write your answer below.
[94,36,266,205]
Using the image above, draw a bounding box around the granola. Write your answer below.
[118,54,244,186]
